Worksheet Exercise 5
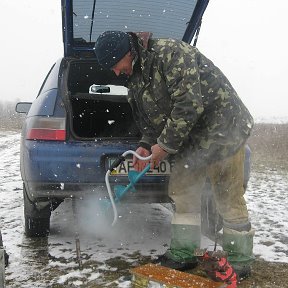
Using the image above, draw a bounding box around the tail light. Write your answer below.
[26,117,66,141]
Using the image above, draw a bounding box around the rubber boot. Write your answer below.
[155,224,200,271]
[223,227,255,281]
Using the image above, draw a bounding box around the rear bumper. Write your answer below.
[21,139,170,203]
[22,140,113,183]
[22,139,169,182]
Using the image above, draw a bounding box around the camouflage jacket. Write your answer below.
[127,35,254,165]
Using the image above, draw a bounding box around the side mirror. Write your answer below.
[15,102,32,114]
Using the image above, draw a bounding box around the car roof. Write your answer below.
[62,0,209,58]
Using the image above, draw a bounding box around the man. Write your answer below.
[94,31,254,279]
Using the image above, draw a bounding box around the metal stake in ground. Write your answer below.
[72,197,82,269]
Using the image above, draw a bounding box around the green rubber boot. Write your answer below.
[156,224,200,271]
[223,227,255,281]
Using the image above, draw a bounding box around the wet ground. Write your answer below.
[0,129,288,287]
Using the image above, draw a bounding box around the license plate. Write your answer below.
[108,158,172,176]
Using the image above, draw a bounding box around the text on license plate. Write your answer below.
[109,159,172,176]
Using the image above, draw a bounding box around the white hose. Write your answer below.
[105,150,152,226]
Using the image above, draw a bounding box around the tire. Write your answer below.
[24,216,50,237]
[23,184,51,237]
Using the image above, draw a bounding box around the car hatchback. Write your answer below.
[16,0,209,237]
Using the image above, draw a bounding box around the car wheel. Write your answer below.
[24,216,50,238]
[23,184,51,237]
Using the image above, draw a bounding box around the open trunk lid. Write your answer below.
[62,0,209,57]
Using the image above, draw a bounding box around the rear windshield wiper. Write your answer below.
[89,0,97,42]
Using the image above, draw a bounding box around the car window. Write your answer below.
[72,0,197,44]
[36,63,56,97]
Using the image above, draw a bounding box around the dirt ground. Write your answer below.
[64,256,288,288]
[239,259,288,287]
[100,256,288,288]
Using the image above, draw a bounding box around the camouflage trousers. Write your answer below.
[168,145,249,227]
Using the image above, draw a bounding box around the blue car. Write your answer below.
[15,0,222,237]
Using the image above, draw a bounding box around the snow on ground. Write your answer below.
[246,169,288,262]
[0,131,287,287]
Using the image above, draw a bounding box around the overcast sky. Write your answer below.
[0,0,287,120]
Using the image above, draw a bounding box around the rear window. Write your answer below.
[72,0,197,44]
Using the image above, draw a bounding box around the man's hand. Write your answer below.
[133,145,168,172]
[132,147,151,172]
[150,144,168,170]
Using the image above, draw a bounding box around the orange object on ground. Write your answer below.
[130,263,227,288]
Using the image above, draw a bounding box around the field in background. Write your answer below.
[248,123,288,171]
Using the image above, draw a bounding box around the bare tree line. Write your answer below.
[0,100,24,130]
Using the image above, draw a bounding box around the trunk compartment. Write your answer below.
[66,60,140,139]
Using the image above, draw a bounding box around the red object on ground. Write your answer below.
[197,250,238,288]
